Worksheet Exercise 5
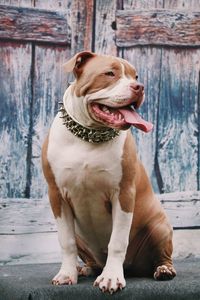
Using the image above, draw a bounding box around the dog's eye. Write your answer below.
[136,75,138,80]
[105,71,115,77]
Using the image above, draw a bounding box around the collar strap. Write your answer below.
[59,104,120,144]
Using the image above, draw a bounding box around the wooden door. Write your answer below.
[93,0,200,194]
[0,0,200,198]
[0,1,72,198]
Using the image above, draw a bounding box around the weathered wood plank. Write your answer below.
[70,0,94,54]
[123,0,163,9]
[122,47,162,193]
[0,232,60,266]
[0,42,32,198]
[34,0,70,11]
[0,197,56,234]
[94,0,117,55]
[164,0,200,9]
[157,49,200,193]
[116,9,200,47]
[0,191,199,235]
[30,45,70,198]
[0,0,71,10]
[0,4,71,44]
[159,191,200,228]
[0,0,33,6]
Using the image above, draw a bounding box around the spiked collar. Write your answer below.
[58,104,120,144]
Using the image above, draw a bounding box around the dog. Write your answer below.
[42,51,176,294]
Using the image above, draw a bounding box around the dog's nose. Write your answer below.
[130,82,144,93]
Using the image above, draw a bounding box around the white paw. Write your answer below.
[94,267,126,294]
[52,268,78,285]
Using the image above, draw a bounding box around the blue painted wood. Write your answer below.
[157,49,200,193]
[0,42,32,198]
[29,45,71,198]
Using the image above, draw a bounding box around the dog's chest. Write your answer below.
[48,115,127,202]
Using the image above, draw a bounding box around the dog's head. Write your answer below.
[63,51,152,132]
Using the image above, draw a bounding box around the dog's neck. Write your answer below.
[61,85,120,144]
[63,85,93,129]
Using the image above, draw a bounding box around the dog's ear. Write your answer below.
[63,51,96,76]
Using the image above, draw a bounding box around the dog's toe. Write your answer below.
[52,269,77,285]
[94,272,126,293]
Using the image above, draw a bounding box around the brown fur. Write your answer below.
[42,135,62,218]
[119,131,137,213]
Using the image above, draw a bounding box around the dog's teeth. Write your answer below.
[102,106,109,113]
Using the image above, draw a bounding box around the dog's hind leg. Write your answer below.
[152,223,176,281]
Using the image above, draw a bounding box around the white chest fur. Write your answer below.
[47,114,127,257]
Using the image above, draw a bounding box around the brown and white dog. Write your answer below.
[42,51,176,294]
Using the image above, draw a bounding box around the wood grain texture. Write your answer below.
[164,0,200,9]
[157,49,200,193]
[0,197,55,234]
[122,47,162,193]
[0,0,33,6]
[0,4,71,44]
[116,9,200,47]
[160,191,200,228]
[0,0,71,10]
[123,0,164,9]
[70,0,94,54]
[30,45,70,198]
[34,0,70,10]
[0,42,32,198]
[94,0,117,55]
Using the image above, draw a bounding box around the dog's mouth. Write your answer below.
[89,102,153,132]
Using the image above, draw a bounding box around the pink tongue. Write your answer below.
[118,108,153,133]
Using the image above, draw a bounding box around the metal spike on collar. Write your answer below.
[58,103,120,144]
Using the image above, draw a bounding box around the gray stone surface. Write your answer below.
[0,259,200,300]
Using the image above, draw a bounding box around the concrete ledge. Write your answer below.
[0,259,200,300]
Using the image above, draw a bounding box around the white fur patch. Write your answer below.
[52,202,78,285]
[94,200,133,293]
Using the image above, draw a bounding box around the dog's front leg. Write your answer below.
[94,196,133,294]
[52,199,78,285]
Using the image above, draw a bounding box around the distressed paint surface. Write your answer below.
[0,42,32,198]
[0,5,71,45]
[0,0,33,6]
[122,1,200,13]
[123,0,164,9]
[94,0,117,55]
[30,45,70,198]
[157,49,200,192]
[70,0,94,54]
[164,0,200,9]
[116,10,200,47]
[34,0,70,10]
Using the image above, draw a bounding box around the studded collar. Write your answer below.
[58,104,120,144]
